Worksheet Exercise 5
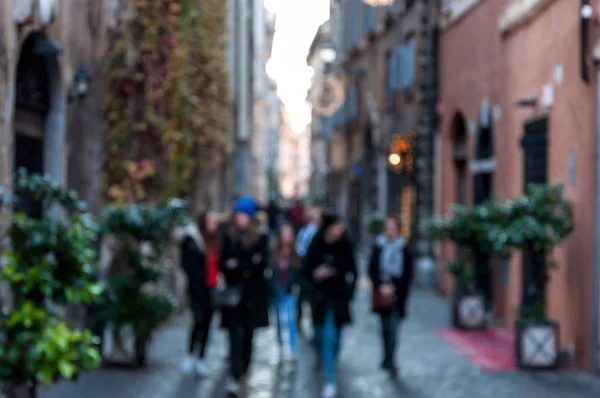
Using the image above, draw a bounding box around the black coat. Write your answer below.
[219,232,270,329]
[368,238,414,318]
[303,232,357,327]
[180,236,211,322]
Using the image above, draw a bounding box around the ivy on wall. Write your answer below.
[104,0,231,204]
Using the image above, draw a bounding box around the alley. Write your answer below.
[42,285,600,398]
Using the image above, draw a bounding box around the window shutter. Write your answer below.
[392,46,402,90]
[352,0,359,47]
[350,87,358,118]
[363,4,376,36]
[344,1,351,52]
[397,40,416,89]
[406,39,416,88]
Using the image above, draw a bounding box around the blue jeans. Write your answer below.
[316,309,340,384]
[274,287,297,355]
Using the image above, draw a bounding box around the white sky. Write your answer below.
[264,0,330,133]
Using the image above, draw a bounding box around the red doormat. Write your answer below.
[437,328,516,372]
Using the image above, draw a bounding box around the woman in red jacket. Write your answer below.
[179,211,221,376]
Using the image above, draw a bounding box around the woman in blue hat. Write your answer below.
[220,196,270,397]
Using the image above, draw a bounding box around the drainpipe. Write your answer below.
[592,58,600,373]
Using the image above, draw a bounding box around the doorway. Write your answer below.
[472,107,495,312]
[520,117,549,317]
[13,33,63,217]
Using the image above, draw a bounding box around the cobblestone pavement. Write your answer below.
[42,279,600,398]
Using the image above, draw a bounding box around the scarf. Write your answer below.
[379,236,405,280]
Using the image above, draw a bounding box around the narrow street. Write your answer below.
[42,282,600,398]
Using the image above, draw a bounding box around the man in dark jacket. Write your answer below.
[303,213,357,398]
[368,216,414,377]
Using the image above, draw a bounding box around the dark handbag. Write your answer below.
[372,288,395,312]
[211,284,242,309]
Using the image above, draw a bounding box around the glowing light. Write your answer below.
[361,0,395,6]
[389,153,401,166]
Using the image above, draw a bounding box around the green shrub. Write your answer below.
[0,169,102,392]
[89,199,187,350]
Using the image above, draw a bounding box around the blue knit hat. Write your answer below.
[232,196,257,217]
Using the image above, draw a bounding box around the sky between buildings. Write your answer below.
[265,0,330,134]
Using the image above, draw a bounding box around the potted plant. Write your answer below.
[423,197,507,330]
[492,184,573,370]
[0,170,102,397]
[89,199,187,367]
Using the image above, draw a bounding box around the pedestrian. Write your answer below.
[177,211,221,376]
[368,216,414,378]
[295,205,321,332]
[271,223,301,360]
[289,199,304,233]
[267,199,280,237]
[303,213,357,398]
[220,196,270,397]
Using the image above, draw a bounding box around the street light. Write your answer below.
[389,153,401,166]
[318,43,337,63]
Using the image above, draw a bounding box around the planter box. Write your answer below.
[101,323,147,368]
[451,293,487,330]
[516,319,559,370]
[2,384,37,398]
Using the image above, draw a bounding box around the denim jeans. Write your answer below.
[380,311,400,366]
[317,308,340,384]
[274,287,298,355]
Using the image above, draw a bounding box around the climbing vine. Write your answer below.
[104,0,231,204]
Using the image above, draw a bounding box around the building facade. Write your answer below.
[437,0,599,370]
[251,3,277,204]
[0,1,113,219]
[307,21,333,204]
[313,0,431,247]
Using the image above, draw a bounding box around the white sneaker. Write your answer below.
[322,383,337,398]
[226,378,239,395]
[180,355,195,374]
[194,359,209,377]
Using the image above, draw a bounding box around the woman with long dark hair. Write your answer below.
[271,223,300,360]
[220,196,270,397]
[178,211,221,376]
[303,213,357,398]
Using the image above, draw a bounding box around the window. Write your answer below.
[399,38,416,89]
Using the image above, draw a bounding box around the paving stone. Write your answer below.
[41,286,600,398]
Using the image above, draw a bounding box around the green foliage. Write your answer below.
[423,184,574,319]
[0,169,102,388]
[493,184,574,255]
[90,199,187,346]
[423,196,508,293]
[367,212,384,236]
[423,195,509,253]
